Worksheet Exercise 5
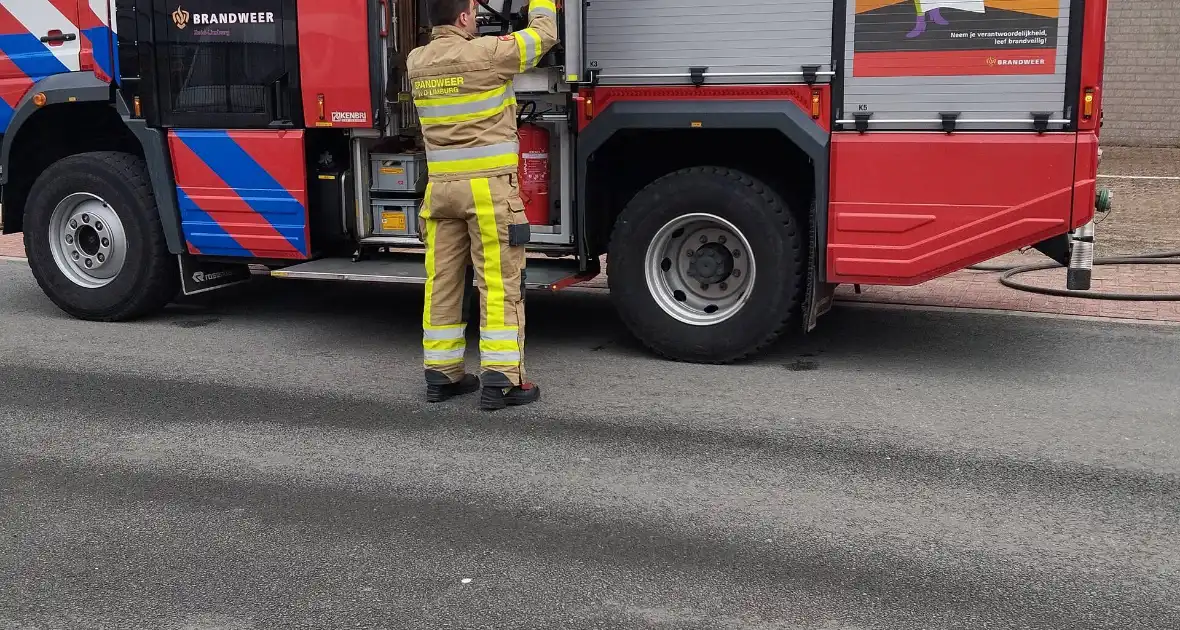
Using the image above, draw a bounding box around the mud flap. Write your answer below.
[178,255,253,296]
[802,199,832,332]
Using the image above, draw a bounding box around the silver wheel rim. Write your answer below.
[47,193,128,289]
[643,212,756,326]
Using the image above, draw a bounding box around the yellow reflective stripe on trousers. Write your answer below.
[427,141,518,176]
[471,178,506,331]
[425,337,465,352]
[425,326,465,356]
[513,28,542,73]
[425,348,466,365]
[528,0,556,19]
[424,325,464,339]
[479,328,519,356]
[422,203,439,329]
[414,83,516,125]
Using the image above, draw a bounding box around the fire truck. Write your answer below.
[0,0,1110,363]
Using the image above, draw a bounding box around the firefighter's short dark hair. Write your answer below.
[428,0,472,27]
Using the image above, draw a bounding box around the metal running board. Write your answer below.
[267,252,599,291]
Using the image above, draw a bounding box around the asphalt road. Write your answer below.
[1,259,1178,630]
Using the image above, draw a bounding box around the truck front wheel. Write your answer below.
[24,151,178,321]
[607,166,805,363]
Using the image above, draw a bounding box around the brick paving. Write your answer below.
[0,233,22,258]
[833,259,1180,323]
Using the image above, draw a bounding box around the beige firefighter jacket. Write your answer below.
[406,1,559,182]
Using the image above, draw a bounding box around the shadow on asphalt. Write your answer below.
[5,259,1157,376]
[148,273,1154,374]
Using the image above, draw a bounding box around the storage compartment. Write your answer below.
[371,197,421,237]
[513,105,571,241]
[838,0,1074,132]
[309,167,355,253]
[584,0,834,85]
[370,152,426,193]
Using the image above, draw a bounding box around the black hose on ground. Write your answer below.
[966,250,1180,300]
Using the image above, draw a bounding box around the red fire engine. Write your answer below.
[0,0,1111,363]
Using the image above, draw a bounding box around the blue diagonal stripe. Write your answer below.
[0,33,71,81]
[176,187,254,258]
[82,26,114,80]
[173,130,306,255]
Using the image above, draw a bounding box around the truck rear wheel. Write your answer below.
[24,151,178,321]
[607,166,805,363]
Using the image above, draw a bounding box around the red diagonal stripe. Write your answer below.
[78,31,109,81]
[0,54,34,108]
[169,136,302,258]
[77,1,105,29]
[226,130,310,257]
[226,131,309,209]
[0,4,24,34]
[177,181,266,259]
[46,0,79,22]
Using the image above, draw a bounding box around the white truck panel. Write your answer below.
[585,0,835,85]
[839,0,1072,131]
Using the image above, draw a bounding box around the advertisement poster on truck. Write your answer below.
[852,0,1062,77]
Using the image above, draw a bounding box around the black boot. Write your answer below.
[479,371,540,410]
[425,370,480,403]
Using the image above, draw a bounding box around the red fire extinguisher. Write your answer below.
[517,123,550,225]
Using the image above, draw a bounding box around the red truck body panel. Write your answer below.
[296,0,375,129]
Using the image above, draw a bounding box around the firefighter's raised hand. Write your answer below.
[484,0,559,80]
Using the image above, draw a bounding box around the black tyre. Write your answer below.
[24,151,179,321]
[607,166,805,363]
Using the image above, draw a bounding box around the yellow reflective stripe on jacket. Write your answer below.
[415,83,517,125]
[529,0,556,19]
[426,141,519,176]
[513,28,543,73]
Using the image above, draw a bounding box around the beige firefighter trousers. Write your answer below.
[419,173,528,385]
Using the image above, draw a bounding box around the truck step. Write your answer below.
[1067,221,1096,291]
[267,253,599,291]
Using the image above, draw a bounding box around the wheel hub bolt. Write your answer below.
[700,283,709,290]
[72,251,79,260]
[719,235,727,244]
[686,250,694,257]
[70,220,78,229]
[720,282,728,291]
[101,238,110,247]
[699,235,708,243]
[733,249,741,258]
[82,214,90,223]
[95,221,103,231]
[97,253,105,263]
[733,269,741,278]
[84,258,93,268]
[65,234,73,244]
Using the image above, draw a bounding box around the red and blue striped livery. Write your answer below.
[168,129,310,260]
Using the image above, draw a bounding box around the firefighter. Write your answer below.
[407,0,558,410]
